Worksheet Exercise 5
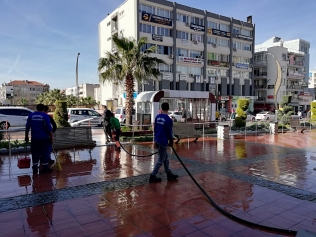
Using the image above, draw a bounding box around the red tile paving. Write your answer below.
[1,129,316,236]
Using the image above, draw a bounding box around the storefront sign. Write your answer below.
[152,34,163,42]
[141,12,173,26]
[163,74,170,80]
[233,34,253,41]
[181,39,189,46]
[190,23,205,32]
[178,56,203,64]
[268,85,274,89]
[267,95,274,99]
[220,96,230,101]
[207,60,229,67]
[207,28,230,38]
[179,74,187,81]
[235,63,249,69]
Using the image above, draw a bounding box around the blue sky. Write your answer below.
[0,0,315,89]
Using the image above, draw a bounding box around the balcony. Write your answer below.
[286,85,304,91]
[254,72,267,77]
[254,85,265,89]
[287,61,304,67]
[287,73,305,79]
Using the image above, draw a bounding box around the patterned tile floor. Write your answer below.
[1,129,316,236]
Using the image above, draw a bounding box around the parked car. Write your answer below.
[67,108,103,127]
[168,111,183,122]
[255,111,275,121]
[235,114,256,122]
[115,107,135,124]
[0,107,33,130]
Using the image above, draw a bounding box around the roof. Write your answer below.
[7,80,48,86]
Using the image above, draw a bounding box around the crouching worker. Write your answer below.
[110,112,121,151]
[149,102,178,183]
[25,104,53,174]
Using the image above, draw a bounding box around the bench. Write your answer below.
[173,123,201,144]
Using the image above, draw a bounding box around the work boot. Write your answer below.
[32,165,38,174]
[149,174,162,183]
[167,171,178,181]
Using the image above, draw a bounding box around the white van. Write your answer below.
[67,108,103,127]
[115,107,135,124]
[0,107,33,130]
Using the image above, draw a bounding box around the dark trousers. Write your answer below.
[31,139,50,168]
[114,129,121,142]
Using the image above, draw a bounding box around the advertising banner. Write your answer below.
[207,28,230,38]
[141,12,172,26]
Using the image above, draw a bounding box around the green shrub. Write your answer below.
[53,101,70,128]
[234,117,246,127]
[121,126,131,132]
[236,99,249,120]
[282,95,292,105]
[278,124,287,129]
[311,101,316,122]
[282,106,293,114]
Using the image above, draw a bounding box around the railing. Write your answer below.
[254,85,265,89]
[286,85,303,90]
[254,72,267,76]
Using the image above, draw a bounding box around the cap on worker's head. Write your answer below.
[161,102,169,111]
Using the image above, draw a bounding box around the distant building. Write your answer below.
[94,85,101,103]
[0,80,49,105]
[254,37,311,112]
[65,83,99,99]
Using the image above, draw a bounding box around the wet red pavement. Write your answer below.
[1,129,316,236]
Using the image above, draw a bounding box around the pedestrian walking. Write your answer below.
[109,113,121,151]
[25,104,53,174]
[149,102,178,183]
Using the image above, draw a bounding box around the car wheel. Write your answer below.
[0,122,9,130]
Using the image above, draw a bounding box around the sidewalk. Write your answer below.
[1,130,316,236]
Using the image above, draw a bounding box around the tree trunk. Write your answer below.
[125,74,134,126]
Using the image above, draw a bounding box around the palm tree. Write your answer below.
[98,35,165,125]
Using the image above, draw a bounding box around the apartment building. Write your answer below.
[254,37,311,112]
[99,0,255,111]
[65,83,99,99]
[0,80,49,105]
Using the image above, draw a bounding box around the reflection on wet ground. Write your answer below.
[1,129,316,236]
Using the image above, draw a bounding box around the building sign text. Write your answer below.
[141,12,173,26]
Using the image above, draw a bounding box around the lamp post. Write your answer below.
[76,53,80,106]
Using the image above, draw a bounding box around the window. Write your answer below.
[189,66,203,75]
[176,13,189,23]
[88,110,101,116]
[232,71,241,78]
[190,50,203,58]
[159,64,172,73]
[176,30,189,40]
[207,36,217,45]
[157,45,172,55]
[220,70,228,77]
[240,57,250,63]
[232,27,240,34]
[207,69,217,76]
[243,43,252,51]
[207,21,218,29]
[157,27,171,37]
[140,43,155,52]
[241,29,251,36]
[241,72,250,78]
[140,23,155,34]
[220,39,229,47]
[219,54,229,62]
[207,52,217,61]
[191,16,204,26]
[233,41,242,49]
[177,48,189,57]
[191,33,203,43]
[176,65,188,74]
[157,8,172,18]
[219,24,229,32]
[139,4,155,14]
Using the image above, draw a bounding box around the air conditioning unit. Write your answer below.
[212,43,217,48]
[233,48,237,52]
[189,74,194,78]
[193,40,198,44]
[249,64,253,68]
[168,54,174,59]
[185,22,190,27]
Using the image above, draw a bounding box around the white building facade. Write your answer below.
[99,0,256,111]
[254,37,311,112]
[65,83,99,99]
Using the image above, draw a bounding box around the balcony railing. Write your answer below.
[254,85,265,89]
[287,73,305,78]
[286,85,304,90]
[254,72,267,76]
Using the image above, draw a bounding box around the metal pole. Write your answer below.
[76,53,80,106]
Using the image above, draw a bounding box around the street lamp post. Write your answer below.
[76,53,80,106]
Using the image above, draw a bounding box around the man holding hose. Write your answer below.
[149,102,178,183]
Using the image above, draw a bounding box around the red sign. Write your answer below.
[207,60,229,67]
[267,95,274,99]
